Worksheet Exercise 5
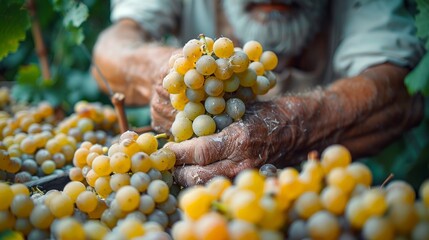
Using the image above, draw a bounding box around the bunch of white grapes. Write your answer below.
[163,35,278,142]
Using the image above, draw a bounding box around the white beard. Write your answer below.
[223,0,327,57]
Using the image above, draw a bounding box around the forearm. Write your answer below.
[272,63,423,165]
[92,19,178,105]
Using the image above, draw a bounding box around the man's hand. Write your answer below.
[164,101,301,187]
[150,84,177,134]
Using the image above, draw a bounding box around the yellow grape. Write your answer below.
[170,91,190,111]
[320,185,348,215]
[179,186,213,220]
[11,194,34,218]
[173,56,194,75]
[76,191,98,213]
[171,220,197,240]
[192,115,216,137]
[205,176,232,200]
[321,144,351,174]
[183,39,203,63]
[234,169,264,197]
[163,71,186,94]
[109,173,130,191]
[91,155,112,177]
[184,69,205,89]
[195,212,229,240]
[130,152,152,173]
[243,40,263,61]
[83,220,110,240]
[259,51,278,70]
[326,167,356,194]
[228,219,259,240]
[171,117,194,142]
[117,218,145,239]
[109,152,131,174]
[115,185,140,211]
[362,188,387,217]
[420,179,429,208]
[346,162,372,187]
[136,132,158,155]
[346,196,370,229]
[184,101,205,121]
[387,203,419,235]
[94,176,112,198]
[229,190,263,224]
[29,204,54,230]
[54,217,85,240]
[214,58,233,80]
[0,182,13,210]
[10,183,29,196]
[63,181,86,202]
[49,193,74,218]
[195,55,217,76]
[213,37,234,58]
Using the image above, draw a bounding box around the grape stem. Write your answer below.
[380,173,394,188]
[199,33,210,55]
[155,133,168,139]
[111,93,129,133]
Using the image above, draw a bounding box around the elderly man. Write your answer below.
[92,0,424,186]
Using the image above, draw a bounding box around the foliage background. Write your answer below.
[0,0,428,190]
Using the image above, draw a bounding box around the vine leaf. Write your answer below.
[62,2,88,45]
[16,63,41,86]
[0,2,30,60]
[415,0,429,49]
[405,0,429,96]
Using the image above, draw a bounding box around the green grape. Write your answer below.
[243,40,263,61]
[307,211,340,240]
[362,217,394,240]
[213,37,234,58]
[237,68,257,87]
[412,221,429,240]
[139,194,156,215]
[171,117,194,142]
[163,71,186,94]
[131,152,152,173]
[186,87,206,102]
[225,98,246,121]
[14,218,32,236]
[195,55,217,76]
[213,113,233,131]
[109,173,131,191]
[214,58,233,80]
[251,75,271,95]
[148,168,162,181]
[294,192,323,220]
[228,219,259,240]
[184,101,205,120]
[264,70,277,88]
[204,76,224,96]
[229,51,249,73]
[259,51,278,70]
[288,219,309,240]
[148,209,169,229]
[130,172,151,192]
[157,194,177,215]
[147,179,169,203]
[184,69,205,89]
[83,220,110,240]
[387,203,419,235]
[224,74,240,93]
[14,171,32,183]
[0,210,15,232]
[204,96,226,115]
[192,114,216,136]
[386,180,416,205]
[11,194,34,218]
[100,209,118,229]
[126,211,147,223]
[41,160,56,175]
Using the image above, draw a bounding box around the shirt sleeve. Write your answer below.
[333,0,425,77]
[110,0,181,39]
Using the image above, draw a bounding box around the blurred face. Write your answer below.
[223,0,327,57]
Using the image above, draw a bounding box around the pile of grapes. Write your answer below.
[163,36,278,141]
[172,145,429,240]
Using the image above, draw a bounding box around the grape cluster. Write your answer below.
[171,144,429,240]
[163,35,278,141]
[0,100,119,183]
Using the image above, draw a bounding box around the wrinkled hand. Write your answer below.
[165,101,297,187]
[150,84,177,134]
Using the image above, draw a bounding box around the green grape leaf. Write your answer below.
[0,2,30,60]
[51,0,73,12]
[0,230,24,240]
[405,52,429,96]
[63,2,88,28]
[415,0,429,49]
[67,26,85,45]
[15,64,41,86]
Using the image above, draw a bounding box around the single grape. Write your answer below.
[192,115,216,136]
[225,98,245,121]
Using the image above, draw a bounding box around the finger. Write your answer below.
[154,84,170,101]
[173,158,258,187]
[167,131,235,166]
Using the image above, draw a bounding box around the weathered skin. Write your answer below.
[93,20,423,187]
